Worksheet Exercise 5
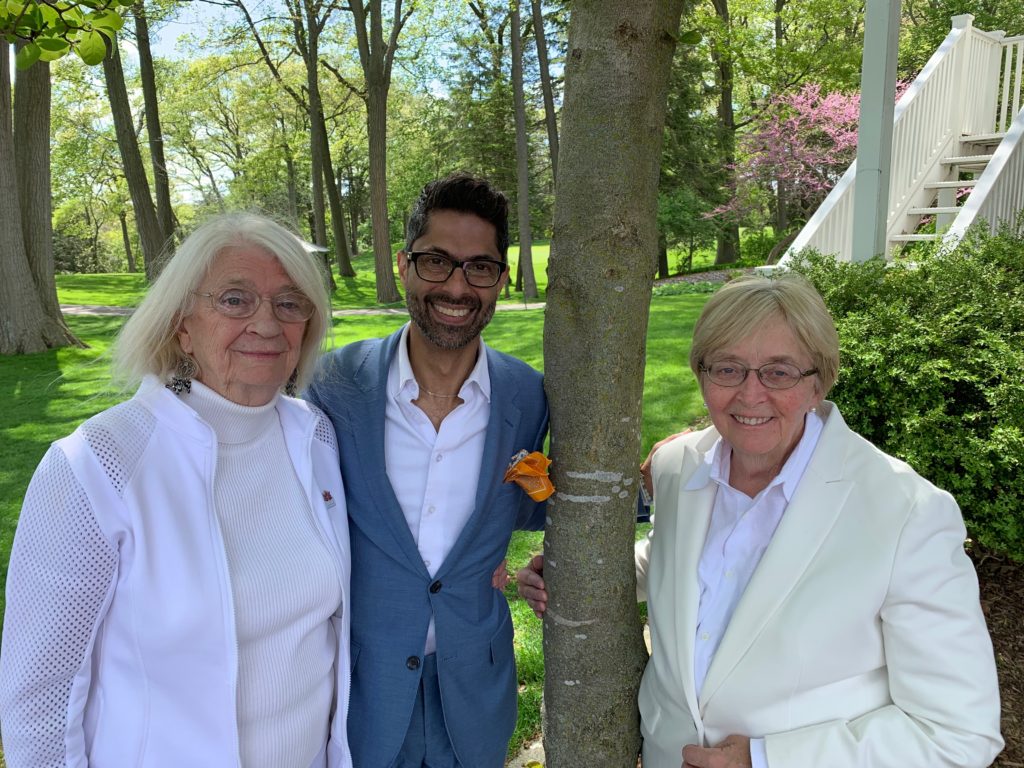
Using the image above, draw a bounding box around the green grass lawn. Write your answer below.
[55,244,556,310]
[7,275,711,763]
[55,239,727,310]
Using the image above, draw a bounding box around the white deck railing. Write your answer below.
[943,103,1024,244]
[780,17,1022,264]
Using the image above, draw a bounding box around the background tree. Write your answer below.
[530,0,558,178]
[718,83,860,238]
[132,0,176,241]
[102,35,167,277]
[0,43,82,353]
[541,1,686,764]
[658,27,724,275]
[343,0,412,303]
[511,0,538,299]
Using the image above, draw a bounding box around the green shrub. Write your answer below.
[789,230,1024,561]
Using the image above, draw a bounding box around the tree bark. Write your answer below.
[511,0,538,299]
[711,0,740,265]
[119,209,137,272]
[15,57,61,321]
[348,0,408,304]
[542,2,685,765]
[657,231,669,279]
[289,0,352,283]
[103,37,167,279]
[0,44,81,354]
[530,0,559,179]
[133,0,175,245]
[313,108,354,278]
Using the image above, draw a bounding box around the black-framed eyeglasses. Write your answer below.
[699,360,818,390]
[407,251,507,288]
[193,288,315,323]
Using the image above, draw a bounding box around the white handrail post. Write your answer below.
[851,0,902,262]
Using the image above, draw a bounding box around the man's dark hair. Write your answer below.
[405,172,510,260]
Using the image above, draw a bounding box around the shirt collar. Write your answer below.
[393,321,492,402]
[683,409,825,501]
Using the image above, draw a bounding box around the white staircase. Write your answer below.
[777,15,1024,266]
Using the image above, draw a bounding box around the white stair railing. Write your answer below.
[779,15,1016,265]
[943,103,1024,244]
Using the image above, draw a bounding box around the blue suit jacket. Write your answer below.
[306,328,548,768]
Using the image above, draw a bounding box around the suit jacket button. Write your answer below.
[406,656,420,670]
[429,580,442,594]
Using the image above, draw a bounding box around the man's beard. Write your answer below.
[406,289,496,350]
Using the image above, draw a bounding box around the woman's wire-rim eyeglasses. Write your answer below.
[699,360,819,390]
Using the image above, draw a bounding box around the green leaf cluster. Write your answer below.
[790,229,1024,560]
[3,0,128,68]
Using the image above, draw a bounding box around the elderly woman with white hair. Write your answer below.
[0,213,352,767]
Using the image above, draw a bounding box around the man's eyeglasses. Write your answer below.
[193,288,315,323]
[699,360,818,390]
[407,251,507,288]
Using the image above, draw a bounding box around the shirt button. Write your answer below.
[701,632,710,641]
[406,656,420,670]
[429,580,443,594]
[725,569,734,579]
[435,453,443,462]
[427,505,436,515]
[424,560,431,568]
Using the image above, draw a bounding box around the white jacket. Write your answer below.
[636,402,1002,768]
[0,377,352,768]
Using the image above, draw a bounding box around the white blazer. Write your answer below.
[636,401,1003,768]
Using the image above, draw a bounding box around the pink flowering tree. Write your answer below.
[717,83,860,237]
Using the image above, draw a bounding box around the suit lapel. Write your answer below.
[437,347,521,578]
[344,330,430,575]
[699,403,853,709]
[668,477,717,725]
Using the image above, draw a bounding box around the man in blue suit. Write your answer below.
[306,173,548,767]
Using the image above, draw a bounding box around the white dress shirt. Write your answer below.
[385,323,490,654]
[686,410,824,768]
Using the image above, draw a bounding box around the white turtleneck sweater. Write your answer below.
[184,381,342,767]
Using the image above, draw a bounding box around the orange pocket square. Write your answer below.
[504,450,555,502]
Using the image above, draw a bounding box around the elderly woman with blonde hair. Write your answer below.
[519,273,1003,768]
[0,213,352,767]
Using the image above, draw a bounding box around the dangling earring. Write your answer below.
[285,369,298,397]
[167,356,198,395]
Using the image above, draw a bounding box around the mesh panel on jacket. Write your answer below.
[0,446,118,767]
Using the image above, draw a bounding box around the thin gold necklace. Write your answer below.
[418,385,460,399]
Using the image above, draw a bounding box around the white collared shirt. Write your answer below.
[384,323,491,654]
[688,411,824,767]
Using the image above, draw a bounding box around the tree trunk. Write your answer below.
[531,0,559,179]
[657,231,669,279]
[512,0,538,299]
[103,37,167,279]
[711,0,740,265]
[133,1,175,245]
[0,44,81,354]
[120,209,137,272]
[295,0,335,290]
[348,0,406,304]
[365,84,400,303]
[15,56,61,321]
[314,112,355,278]
[542,3,685,765]
[281,122,300,229]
